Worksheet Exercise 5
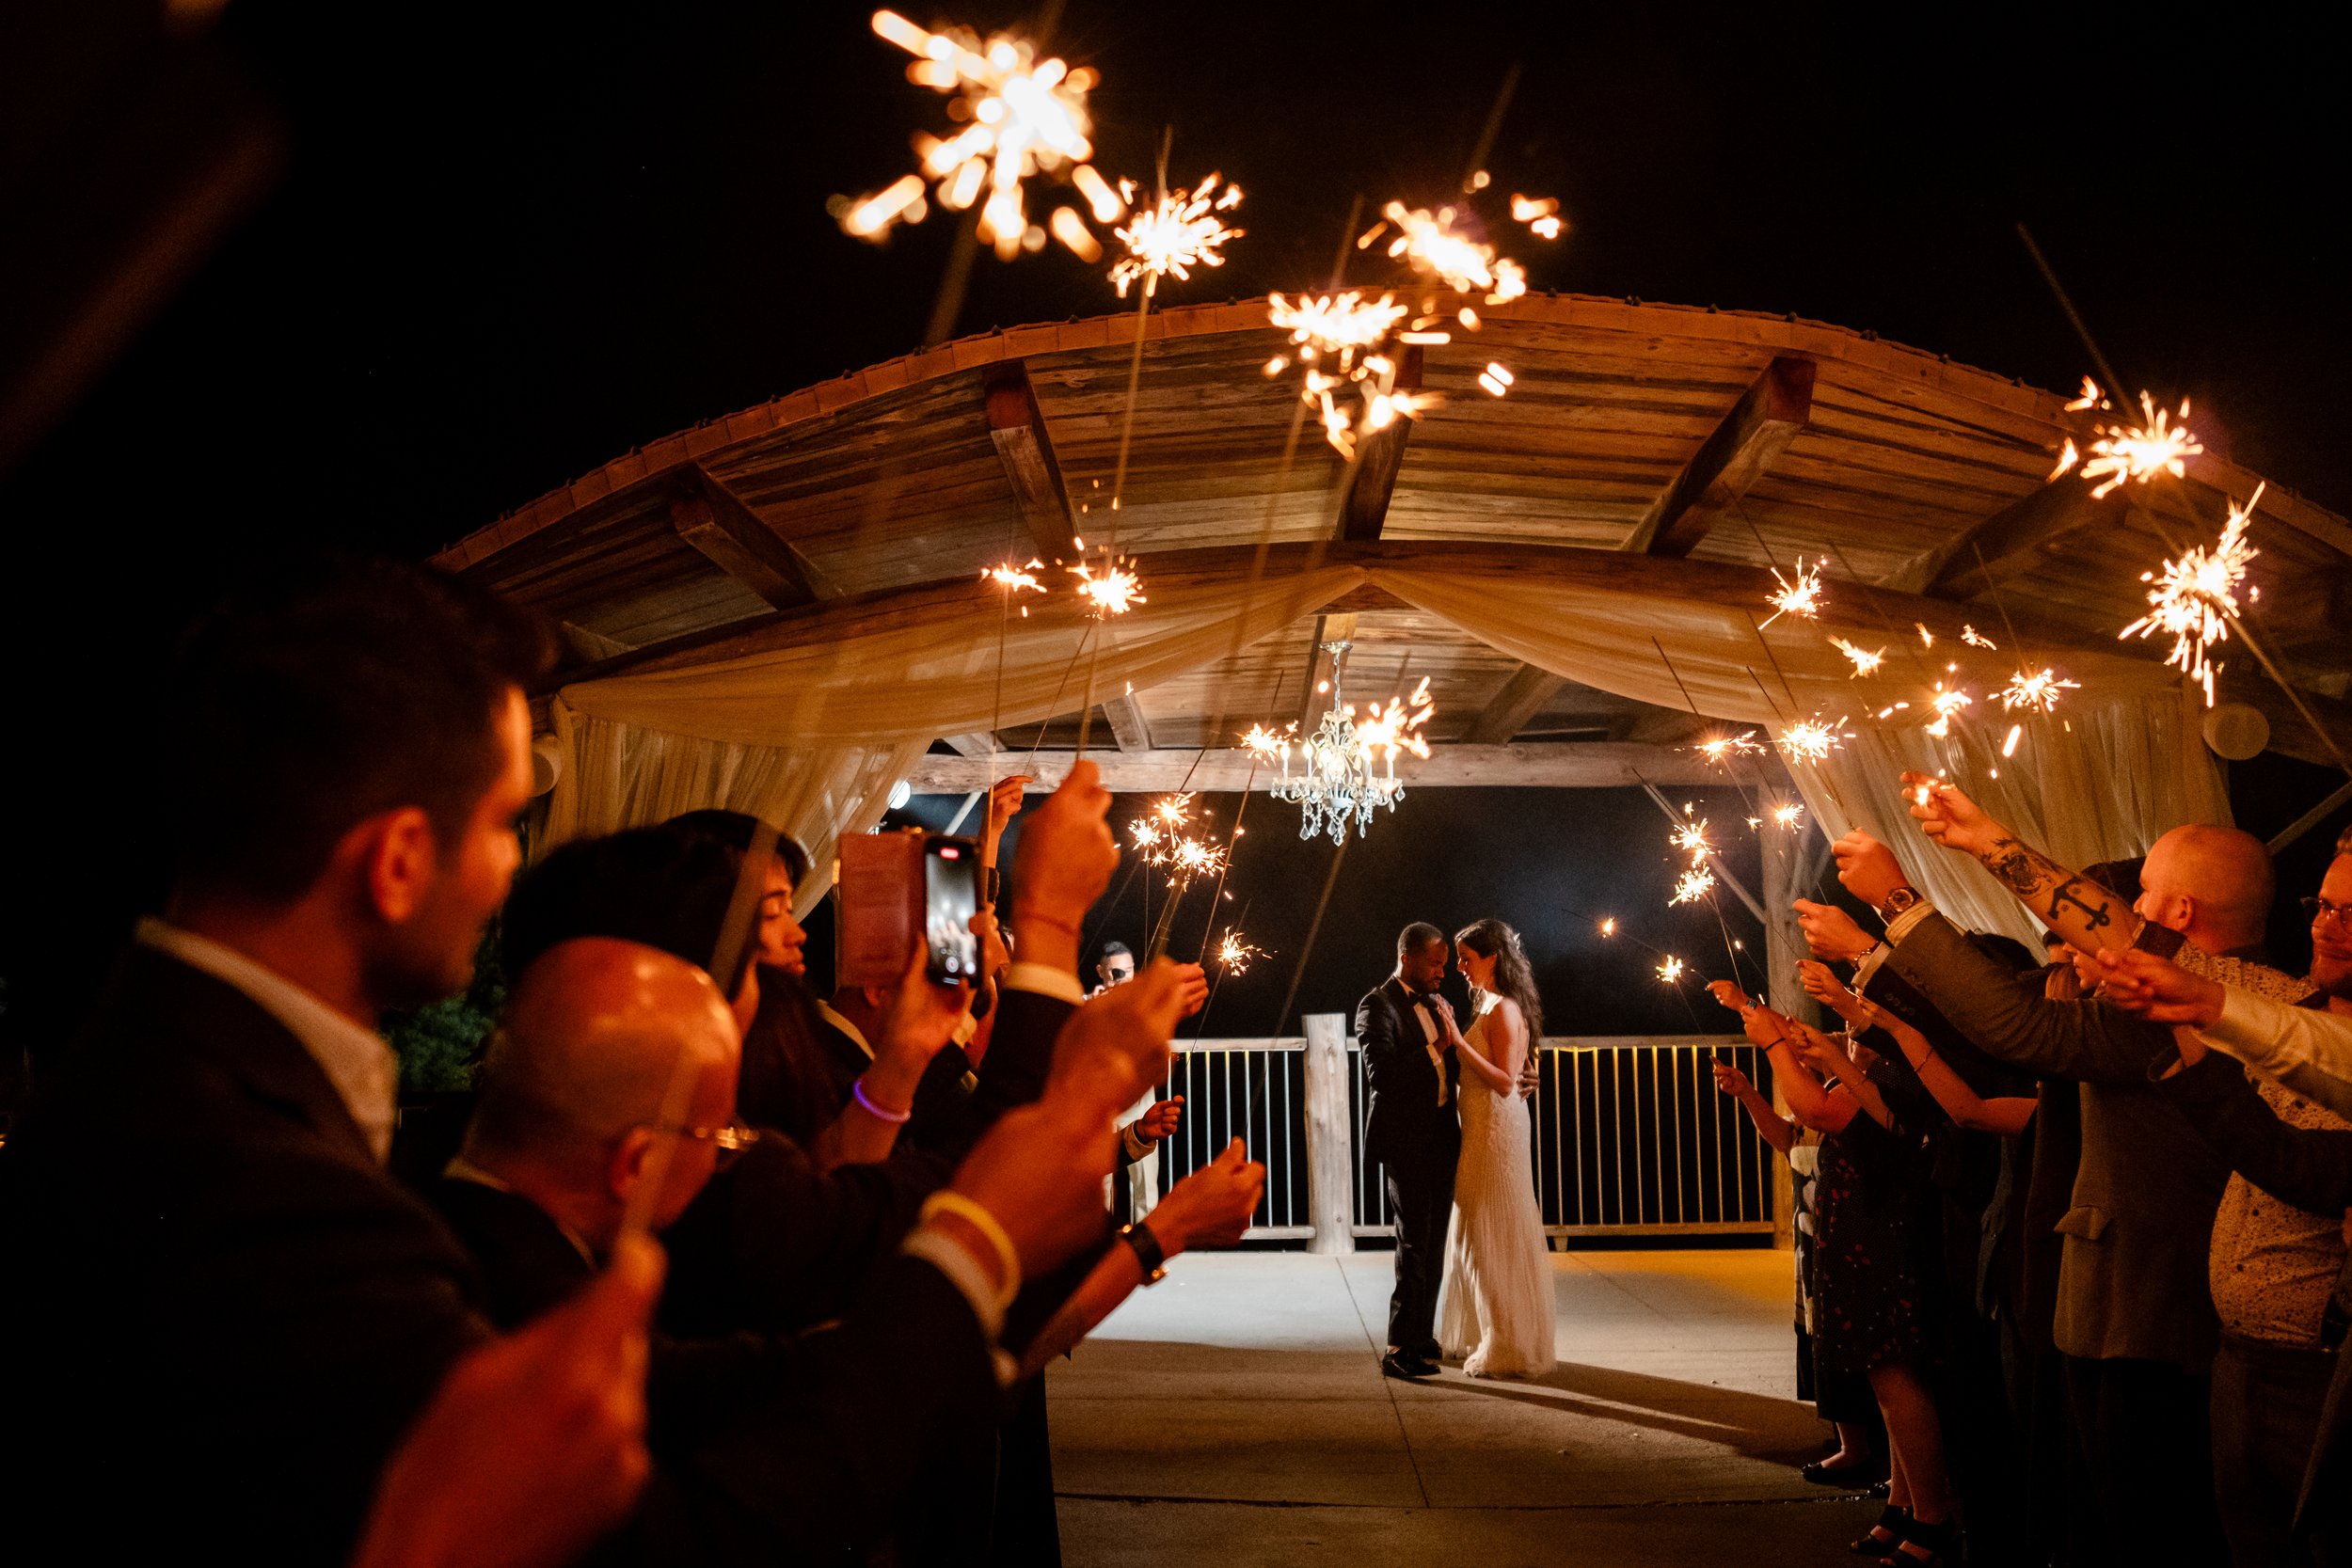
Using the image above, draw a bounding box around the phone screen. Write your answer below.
[923,835,982,985]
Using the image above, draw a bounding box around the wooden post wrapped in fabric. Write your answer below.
[1301,1013,1356,1256]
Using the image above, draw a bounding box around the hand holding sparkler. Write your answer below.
[1797,958,1872,1030]
[1831,830,1913,910]
[1792,898,1877,963]
[1705,977,1756,1013]
[1130,1096,1185,1143]
[1009,760,1118,975]
[1899,771,1998,857]
[1044,957,1197,1115]
[981,773,1034,865]
[1143,1137,1267,1254]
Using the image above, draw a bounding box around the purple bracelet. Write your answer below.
[853,1079,913,1124]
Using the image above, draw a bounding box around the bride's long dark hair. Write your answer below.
[1454,918,1543,1040]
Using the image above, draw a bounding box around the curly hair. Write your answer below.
[1454,918,1543,1040]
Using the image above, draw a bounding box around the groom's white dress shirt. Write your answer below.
[1407,990,1449,1106]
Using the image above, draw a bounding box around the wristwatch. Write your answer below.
[1878,886,1922,922]
[1118,1220,1168,1285]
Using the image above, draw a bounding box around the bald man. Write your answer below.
[1816,788,2318,1567]
[432,937,1182,1562]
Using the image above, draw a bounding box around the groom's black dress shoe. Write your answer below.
[1380,1352,1439,1380]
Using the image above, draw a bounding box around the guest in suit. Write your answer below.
[1818,816,2308,1565]
[434,934,1153,1561]
[1358,922,1460,1379]
[0,555,565,1565]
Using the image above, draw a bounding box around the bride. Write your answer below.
[1434,918,1557,1379]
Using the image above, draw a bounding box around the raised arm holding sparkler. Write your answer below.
[1892,771,2140,957]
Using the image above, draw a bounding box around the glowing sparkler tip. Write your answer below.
[1772,803,1804,828]
[1999,667,2080,713]
[1109,172,1245,298]
[1657,956,1686,984]
[1067,553,1146,615]
[1775,715,1852,763]
[1669,868,1718,907]
[1829,636,1885,677]
[2077,390,2204,499]
[2119,485,2260,706]
[1599,917,1617,938]
[1961,625,1997,650]
[1761,557,1826,627]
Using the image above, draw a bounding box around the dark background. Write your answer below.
[5,2,2348,1059]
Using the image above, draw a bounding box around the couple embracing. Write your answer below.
[1359,920,1557,1382]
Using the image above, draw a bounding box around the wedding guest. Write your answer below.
[1093,940,1136,993]
[435,935,1180,1560]
[0,555,555,1565]
[1823,810,2312,1566]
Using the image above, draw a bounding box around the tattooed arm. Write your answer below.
[1899,770,2140,957]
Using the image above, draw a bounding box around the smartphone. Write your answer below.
[922,835,982,985]
[836,831,982,989]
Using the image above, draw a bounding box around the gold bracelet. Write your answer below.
[919,1190,1021,1304]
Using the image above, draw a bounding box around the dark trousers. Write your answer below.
[989,1372,1059,1568]
[2212,1333,2337,1568]
[2063,1353,2226,1567]
[1383,1141,1455,1360]
[2002,1316,2090,1566]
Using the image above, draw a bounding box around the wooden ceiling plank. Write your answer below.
[1880,481,2126,597]
[1332,344,1423,542]
[668,467,836,610]
[908,741,1782,793]
[939,734,998,758]
[1466,662,1569,745]
[1621,355,1817,557]
[983,360,1081,562]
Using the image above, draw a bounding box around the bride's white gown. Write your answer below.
[1437,997,1558,1378]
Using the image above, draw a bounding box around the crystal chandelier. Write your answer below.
[1268,641,1433,845]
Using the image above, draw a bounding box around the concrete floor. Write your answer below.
[1051,1248,1881,1565]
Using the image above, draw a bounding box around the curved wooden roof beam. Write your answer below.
[1621,355,1815,558]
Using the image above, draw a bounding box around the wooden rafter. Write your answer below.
[939,733,997,758]
[1622,356,1815,558]
[982,360,1081,562]
[1466,662,1568,746]
[1331,345,1422,542]
[909,742,1778,793]
[668,467,835,609]
[1881,481,2125,597]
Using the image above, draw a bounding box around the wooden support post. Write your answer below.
[1302,1013,1357,1256]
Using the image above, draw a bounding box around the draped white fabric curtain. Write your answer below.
[542,549,2227,935]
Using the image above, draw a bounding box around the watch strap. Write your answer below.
[1118,1221,1168,1283]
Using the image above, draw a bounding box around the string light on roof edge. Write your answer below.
[843,12,1115,261]
[2119,483,2264,706]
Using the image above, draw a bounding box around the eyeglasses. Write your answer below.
[2304,896,2352,932]
[642,1119,762,1169]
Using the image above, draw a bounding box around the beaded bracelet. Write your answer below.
[852,1078,913,1124]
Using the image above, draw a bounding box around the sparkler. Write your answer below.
[846,13,1113,261]
[1599,917,1617,938]
[2120,484,2263,705]
[1067,552,1146,615]
[1108,172,1243,299]
[1759,557,1825,627]
[1263,291,1421,458]
[1772,802,1805,828]
[1999,667,2080,713]
[1775,715,1852,763]
[1693,731,1767,766]
[1370,202,1528,303]
[2052,383,2206,499]
[1669,868,1718,907]
[1356,676,1437,768]
[1657,956,1686,985]
[1961,625,1997,650]
[1211,928,1267,976]
[1915,622,1936,649]
[1924,683,1972,737]
[1829,636,1885,677]
[1670,818,1713,867]
[979,559,1046,617]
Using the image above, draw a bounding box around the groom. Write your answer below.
[1357,922,1460,1380]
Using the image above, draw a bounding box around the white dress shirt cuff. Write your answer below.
[2207,983,2303,1073]
[1002,961,1085,1006]
[1882,901,1937,946]
[1120,1121,1154,1164]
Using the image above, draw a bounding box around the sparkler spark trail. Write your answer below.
[1356,676,1437,767]
[1657,956,1686,984]
[1067,552,1146,615]
[1510,193,1564,240]
[1829,636,1885,677]
[1669,868,1718,907]
[2003,723,2024,758]
[2000,667,2080,713]
[1263,291,1421,458]
[1924,682,1973,737]
[2055,384,2206,499]
[1375,202,1528,302]
[1775,715,1852,763]
[1693,731,1767,766]
[1915,623,1936,649]
[847,13,1113,261]
[2120,484,2264,705]
[1961,625,1997,650]
[1759,558,1825,627]
[1109,173,1243,299]
[1212,928,1267,975]
[979,559,1046,615]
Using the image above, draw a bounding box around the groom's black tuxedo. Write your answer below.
[1357,975,1461,1360]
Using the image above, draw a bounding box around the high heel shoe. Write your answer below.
[1847,1505,1907,1555]
[1877,1514,1953,1567]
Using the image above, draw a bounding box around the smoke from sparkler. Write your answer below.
[1760,558,1826,627]
[846,13,1113,261]
[2119,484,2263,705]
[1830,636,1885,677]
[1109,172,1243,299]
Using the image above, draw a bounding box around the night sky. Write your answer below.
[5,2,2347,1052]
